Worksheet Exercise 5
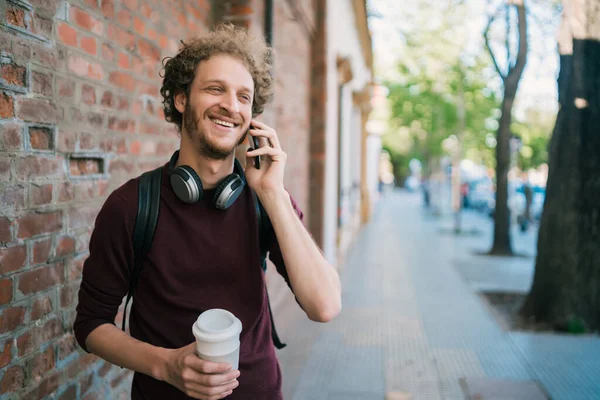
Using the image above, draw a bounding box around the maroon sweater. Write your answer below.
[74,164,302,400]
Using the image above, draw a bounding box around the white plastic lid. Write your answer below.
[192,309,242,356]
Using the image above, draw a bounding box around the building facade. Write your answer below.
[0,0,373,398]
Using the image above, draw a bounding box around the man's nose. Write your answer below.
[219,92,239,114]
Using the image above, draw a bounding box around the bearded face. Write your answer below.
[179,54,255,160]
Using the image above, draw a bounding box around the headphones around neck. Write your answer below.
[168,150,245,210]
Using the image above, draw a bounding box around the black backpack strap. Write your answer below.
[122,166,162,332]
[253,191,286,349]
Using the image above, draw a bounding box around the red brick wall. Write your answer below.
[0,0,321,398]
[0,0,209,398]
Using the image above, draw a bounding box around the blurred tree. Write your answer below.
[521,0,600,331]
[484,0,528,256]
[384,58,501,180]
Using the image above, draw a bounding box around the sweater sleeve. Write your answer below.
[74,189,135,352]
[267,193,305,294]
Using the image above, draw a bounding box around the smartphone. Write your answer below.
[249,126,260,169]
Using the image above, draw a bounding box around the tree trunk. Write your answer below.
[490,93,515,254]
[486,1,528,255]
[521,0,600,331]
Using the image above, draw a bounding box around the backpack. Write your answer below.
[121,166,286,349]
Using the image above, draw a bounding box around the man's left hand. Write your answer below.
[244,119,286,197]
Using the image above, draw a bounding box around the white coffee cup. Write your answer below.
[192,309,243,370]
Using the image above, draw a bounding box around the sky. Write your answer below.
[367,0,562,119]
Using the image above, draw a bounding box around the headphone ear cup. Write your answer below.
[170,165,204,203]
[212,174,245,210]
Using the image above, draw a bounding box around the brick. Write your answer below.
[1,63,27,87]
[101,0,115,18]
[0,123,22,150]
[67,256,84,280]
[0,244,27,274]
[31,42,63,70]
[117,52,130,69]
[66,353,98,379]
[0,92,14,118]
[81,84,96,106]
[30,183,53,206]
[57,130,76,153]
[0,306,25,333]
[28,0,61,13]
[31,294,53,321]
[79,132,94,150]
[101,43,115,61]
[99,361,112,377]
[0,185,26,210]
[29,126,53,150]
[31,70,53,97]
[32,14,53,39]
[31,346,55,379]
[11,37,31,61]
[68,55,103,80]
[16,98,58,124]
[57,181,74,202]
[58,334,76,361]
[18,263,64,294]
[107,24,136,51]
[6,8,27,28]
[0,339,11,368]
[60,285,75,309]
[23,371,61,400]
[17,211,62,239]
[137,39,161,61]
[133,17,145,35]
[84,0,99,8]
[57,77,75,98]
[66,206,99,230]
[80,35,97,56]
[0,365,25,393]
[58,385,77,400]
[0,156,11,181]
[122,0,138,10]
[109,71,136,92]
[16,156,62,180]
[80,372,94,395]
[55,235,75,258]
[19,318,62,356]
[32,237,52,264]
[0,217,11,244]
[71,6,103,35]
[57,22,77,47]
[117,8,132,28]
[69,158,101,176]
[0,278,13,306]
[108,159,133,174]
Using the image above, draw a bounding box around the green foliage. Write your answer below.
[384,56,501,175]
[512,110,555,170]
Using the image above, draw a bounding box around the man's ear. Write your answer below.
[174,91,186,114]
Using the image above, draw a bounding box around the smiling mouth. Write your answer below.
[210,117,238,128]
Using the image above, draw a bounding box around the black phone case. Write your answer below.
[252,135,260,169]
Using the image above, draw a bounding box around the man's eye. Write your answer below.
[208,87,222,92]
[240,95,251,102]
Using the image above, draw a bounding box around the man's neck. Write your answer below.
[176,143,235,190]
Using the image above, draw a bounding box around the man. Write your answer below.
[74,24,341,400]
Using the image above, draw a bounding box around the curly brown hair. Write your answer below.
[160,23,274,131]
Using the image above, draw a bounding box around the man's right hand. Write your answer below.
[163,342,240,400]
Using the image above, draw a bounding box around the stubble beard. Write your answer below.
[182,102,247,160]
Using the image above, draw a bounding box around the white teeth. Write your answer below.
[211,118,234,128]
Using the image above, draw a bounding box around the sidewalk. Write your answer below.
[270,189,600,400]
